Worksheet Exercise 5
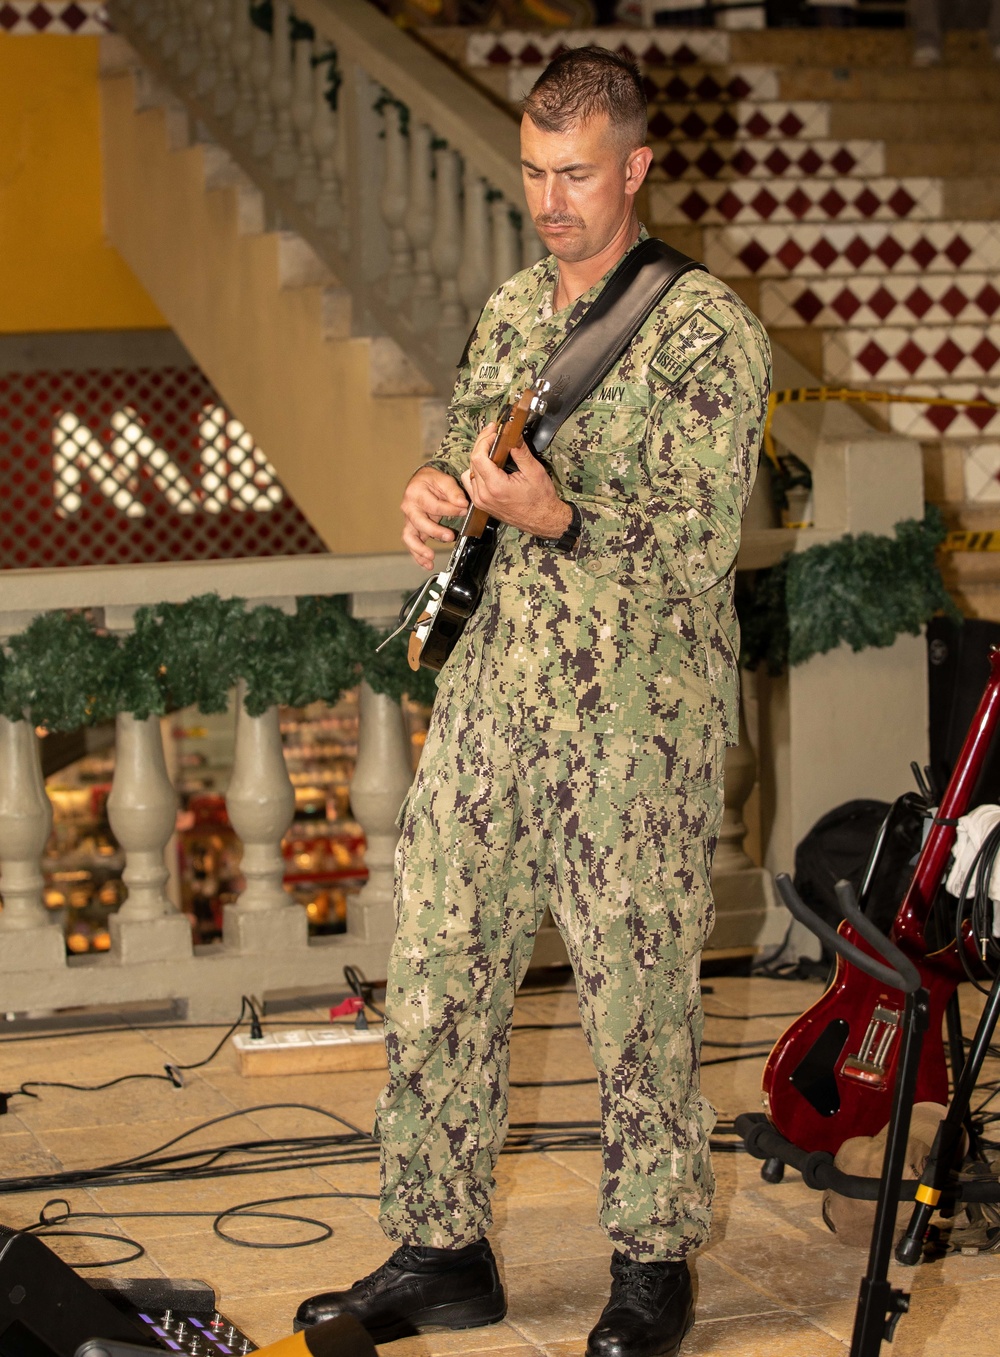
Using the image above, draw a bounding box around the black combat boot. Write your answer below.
[586,1251,694,1357]
[294,1239,507,1342]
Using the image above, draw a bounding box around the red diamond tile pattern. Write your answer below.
[886,387,1000,440]
[705,224,1000,278]
[643,67,776,104]
[468,29,730,69]
[647,101,826,143]
[0,368,325,570]
[827,328,1000,383]
[649,139,883,183]
[0,1,106,32]
[651,178,936,224]
[759,276,1000,328]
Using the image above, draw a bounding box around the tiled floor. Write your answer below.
[2,974,999,1355]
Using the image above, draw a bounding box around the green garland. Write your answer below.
[738,507,959,675]
[2,511,957,727]
[0,594,438,731]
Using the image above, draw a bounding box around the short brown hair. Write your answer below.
[521,46,647,151]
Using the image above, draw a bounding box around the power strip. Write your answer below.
[232,1028,387,1076]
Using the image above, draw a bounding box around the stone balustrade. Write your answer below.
[106,0,542,399]
[0,553,429,1020]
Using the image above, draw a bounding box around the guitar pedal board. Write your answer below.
[127,1307,256,1356]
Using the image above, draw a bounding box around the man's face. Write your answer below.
[520,112,650,265]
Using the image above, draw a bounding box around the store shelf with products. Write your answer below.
[36,690,430,953]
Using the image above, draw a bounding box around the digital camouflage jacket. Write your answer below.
[425,232,772,746]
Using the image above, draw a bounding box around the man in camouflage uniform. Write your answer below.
[296,46,770,1357]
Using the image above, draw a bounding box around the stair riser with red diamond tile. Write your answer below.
[760,276,1000,329]
[827,328,1000,385]
[650,139,886,183]
[650,177,941,227]
[507,64,780,107]
[704,223,1000,279]
[646,102,829,143]
[0,1,107,33]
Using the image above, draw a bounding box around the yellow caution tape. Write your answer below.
[764,386,1000,470]
[764,388,1000,552]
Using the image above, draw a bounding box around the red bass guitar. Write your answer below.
[762,646,1000,1156]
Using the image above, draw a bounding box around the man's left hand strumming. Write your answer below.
[461,421,573,540]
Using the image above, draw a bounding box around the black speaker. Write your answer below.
[0,1228,151,1357]
[927,616,1000,808]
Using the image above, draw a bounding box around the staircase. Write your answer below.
[426,22,1000,617]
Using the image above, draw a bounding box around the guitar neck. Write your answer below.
[461,400,534,541]
[894,645,1000,952]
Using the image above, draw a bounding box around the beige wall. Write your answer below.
[100,73,427,556]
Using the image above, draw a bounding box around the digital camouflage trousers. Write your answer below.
[375,695,725,1261]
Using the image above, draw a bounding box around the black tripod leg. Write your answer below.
[850,988,929,1357]
[944,989,980,1160]
[896,965,1000,1265]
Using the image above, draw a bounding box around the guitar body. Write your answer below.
[414,524,501,673]
[405,386,548,674]
[762,928,963,1155]
[762,646,1000,1155]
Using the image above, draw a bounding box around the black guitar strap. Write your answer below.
[527,237,707,455]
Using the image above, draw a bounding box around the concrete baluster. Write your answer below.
[715,705,758,877]
[379,97,413,301]
[136,0,166,42]
[230,0,256,138]
[710,700,784,954]
[457,169,491,326]
[312,56,342,230]
[407,121,438,329]
[195,0,219,98]
[347,682,414,948]
[333,79,351,254]
[292,35,319,203]
[432,145,465,330]
[491,195,520,293]
[160,0,185,61]
[107,713,193,963]
[250,20,275,157]
[223,684,305,952]
[270,0,297,180]
[522,221,547,268]
[0,716,65,972]
[176,0,202,79]
[211,0,236,114]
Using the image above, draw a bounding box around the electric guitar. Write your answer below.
[379,383,550,673]
[762,646,1000,1155]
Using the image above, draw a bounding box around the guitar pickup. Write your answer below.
[840,1005,901,1089]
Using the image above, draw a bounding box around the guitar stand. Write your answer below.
[738,876,931,1357]
[894,947,1000,1263]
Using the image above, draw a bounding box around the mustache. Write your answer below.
[534,214,584,228]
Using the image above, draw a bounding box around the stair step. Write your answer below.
[701,221,1000,278]
[944,178,1000,220]
[778,65,1000,104]
[883,383,1000,441]
[728,27,993,68]
[886,142,1000,177]
[825,326,1000,385]
[649,101,828,141]
[830,102,1000,142]
[650,176,940,227]
[759,275,1000,329]
[368,337,435,399]
[277,234,335,290]
[650,137,884,182]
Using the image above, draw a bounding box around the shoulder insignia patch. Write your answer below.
[649,310,727,386]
